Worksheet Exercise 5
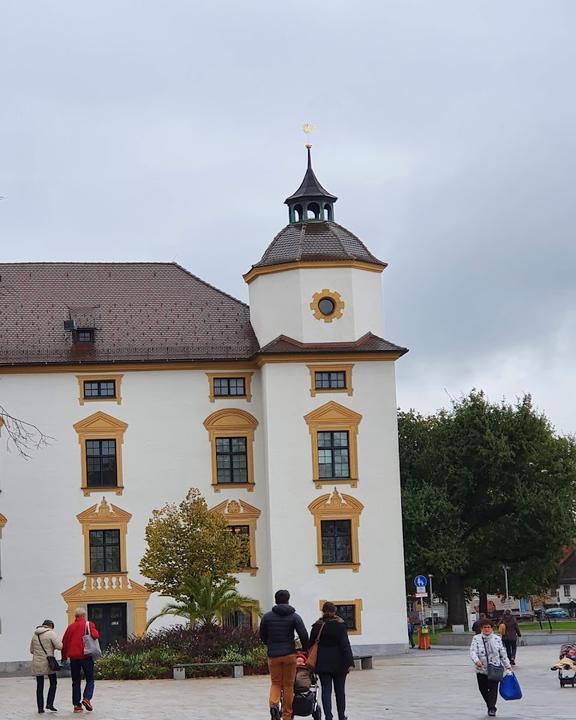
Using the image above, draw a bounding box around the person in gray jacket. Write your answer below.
[30,620,63,714]
[259,589,309,720]
[470,618,511,717]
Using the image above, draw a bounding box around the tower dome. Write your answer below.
[245,147,386,282]
[245,146,390,348]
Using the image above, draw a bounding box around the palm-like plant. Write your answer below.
[146,574,256,630]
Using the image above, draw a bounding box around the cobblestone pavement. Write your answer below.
[0,645,573,720]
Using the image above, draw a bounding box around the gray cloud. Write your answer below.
[1,0,574,432]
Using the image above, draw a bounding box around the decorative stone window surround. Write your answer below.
[304,401,362,489]
[206,372,253,402]
[203,408,258,492]
[73,411,128,496]
[307,364,353,397]
[308,489,364,573]
[318,598,363,635]
[310,289,345,323]
[211,499,261,576]
[61,497,150,635]
[77,498,131,575]
[76,374,123,405]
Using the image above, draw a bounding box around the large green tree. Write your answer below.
[399,391,576,627]
[140,488,247,602]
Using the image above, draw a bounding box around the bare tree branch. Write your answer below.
[0,404,52,458]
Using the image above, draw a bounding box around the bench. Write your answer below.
[353,655,373,670]
[173,662,244,680]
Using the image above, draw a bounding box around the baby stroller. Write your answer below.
[553,643,576,688]
[291,652,322,719]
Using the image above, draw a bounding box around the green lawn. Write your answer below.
[518,620,576,633]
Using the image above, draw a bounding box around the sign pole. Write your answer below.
[429,574,435,634]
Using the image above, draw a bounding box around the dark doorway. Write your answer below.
[88,603,127,651]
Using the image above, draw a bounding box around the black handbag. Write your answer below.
[37,633,61,672]
[482,636,504,681]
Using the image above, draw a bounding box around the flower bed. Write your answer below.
[95,625,268,680]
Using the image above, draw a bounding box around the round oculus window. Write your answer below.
[318,297,336,316]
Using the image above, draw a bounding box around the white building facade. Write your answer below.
[0,149,408,669]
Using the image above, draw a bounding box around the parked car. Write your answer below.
[545,608,570,619]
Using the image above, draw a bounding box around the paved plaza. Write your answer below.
[1,646,574,720]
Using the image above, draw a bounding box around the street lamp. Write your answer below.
[502,565,510,602]
[428,574,435,634]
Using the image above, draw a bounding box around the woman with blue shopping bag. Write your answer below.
[470,618,512,716]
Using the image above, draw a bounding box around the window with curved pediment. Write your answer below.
[304,401,362,489]
[308,489,364,573]
[73,412,128,496]
[203,409,258,492]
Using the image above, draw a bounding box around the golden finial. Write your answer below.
[302,122,314,148]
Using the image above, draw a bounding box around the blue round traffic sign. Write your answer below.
[414,575,427,588]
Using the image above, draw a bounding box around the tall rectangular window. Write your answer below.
[223,609,252,630]
[227,524,251,567]
[83,380,116,399]
[216,437,248,484]
[317,431,350,478]
[213,377,246,397]
[314,371,346,391]
[89,529,120,573]
[86,439,117,487]
[321,519,352,564]
[564,584,571,598]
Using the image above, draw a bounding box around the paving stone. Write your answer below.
[0,646,573,719]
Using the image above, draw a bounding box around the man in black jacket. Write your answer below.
[260,589,309,720]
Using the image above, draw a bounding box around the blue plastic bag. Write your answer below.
[499,672,522,700]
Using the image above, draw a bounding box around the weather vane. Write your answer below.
[302,122,314,148]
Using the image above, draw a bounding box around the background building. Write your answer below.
[0,149,408,669]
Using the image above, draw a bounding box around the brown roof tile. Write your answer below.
[250,221,387,270]
[259,332,408,356]
[0,262,259,365]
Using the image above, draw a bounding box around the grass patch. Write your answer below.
[518,621,576,633]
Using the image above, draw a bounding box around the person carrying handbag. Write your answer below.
[61,608,100,714]
[309,602,354,720]
[30,620,63,713]
[470,618,512,716]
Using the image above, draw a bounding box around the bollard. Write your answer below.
[232,664,244,678]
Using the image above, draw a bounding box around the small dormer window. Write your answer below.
[75,328,95,343]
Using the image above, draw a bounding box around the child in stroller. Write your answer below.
[550,643,576,688]
[291,651,322,719]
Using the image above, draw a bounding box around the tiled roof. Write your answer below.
[0,262,259,365]
[259,332,408,356]
[250,222,387,270]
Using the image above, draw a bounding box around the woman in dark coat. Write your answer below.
[309,602,354,720]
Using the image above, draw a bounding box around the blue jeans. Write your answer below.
[70,656,95,706]
[318,672,347,720]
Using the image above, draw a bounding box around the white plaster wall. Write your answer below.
[248,267,385,347]
[260,360,407,648]
[0,369,271,663]
[0,356,406,661]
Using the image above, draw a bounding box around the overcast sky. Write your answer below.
[1,1,574,434]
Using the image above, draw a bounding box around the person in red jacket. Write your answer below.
[61,608,100,713]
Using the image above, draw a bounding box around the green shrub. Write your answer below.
[96,625,268,680]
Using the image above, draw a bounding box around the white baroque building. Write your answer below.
[0,148,408,669]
